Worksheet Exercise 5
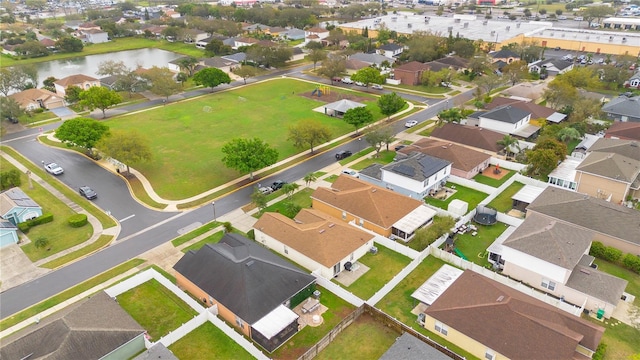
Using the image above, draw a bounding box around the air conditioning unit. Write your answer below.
[370,246,378,255]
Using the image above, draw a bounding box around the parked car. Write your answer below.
[341,169,359,178]
[332,77,342,83]
[79,186,97,200]
[394,144,406,151]
[558,15,567,20]
[271,180,286,191]
[258,186,273,195]
[44,162,64,175]
[341,77,354,84]
[405,120,419,128]
[354,81,366,87]
[371,84,384,90]
[335,150,353,160]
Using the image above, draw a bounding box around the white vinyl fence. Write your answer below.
[367,251,430,306]
[312,271,364,307]
[373,235,420,259]
[448,175,496,194]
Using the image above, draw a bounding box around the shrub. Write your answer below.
[622,253,640,274]
[589,241,606,258]
[222,221,233,233]
[247,229,255,240]
[592,342,606,360]
[0,169,22,190]
[603,247,622,263]
[17,213,54,233]
[68,213,88,228]
[34,237,49,249]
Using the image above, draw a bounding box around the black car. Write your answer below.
[335,150,353,160]
[394,145,406,151]
[272,180,286,191]
[79,186,97,200]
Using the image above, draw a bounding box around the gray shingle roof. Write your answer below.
[133,343,178,360]
[349,52,395,65]
[481,105,530,124]
[379,43,403,51]
[577,151,640,183]
[382,153,451,181]
[527,187,640,245]
[589,138,640,161]
[0,292,144,360]
[489,49,520,59]
[173,233,315,324]
[379,332,452,360]
[602,96,640,118]
[566,262,628,305]
[503,213,593,269]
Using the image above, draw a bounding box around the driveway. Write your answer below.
[0,244,48,292]
[49,106,77,120]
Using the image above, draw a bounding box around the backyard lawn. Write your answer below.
[272,286,356,360]
[253,188,314,219]
[472,167,516,188]
[487,182,525,213]
[0,158,93,261]
[376,256,476,359]
[106,78,381,199]
[315,312,399,360]
[168,321,256,360]
[585,316,640,360]
[117,279,198,340]
[424,182,488,212]
[341,244,412,300]
[447,222,510,268]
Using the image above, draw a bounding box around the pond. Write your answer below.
[32,48,182,87]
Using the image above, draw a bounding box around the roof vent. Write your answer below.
[319,229,325,234]
[246,260,255,267]
[580,268,591,275]
[328,223,335,228]
[496,295,505,302]
[372,189,377,193]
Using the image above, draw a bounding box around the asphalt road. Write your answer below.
[0,70,473,319]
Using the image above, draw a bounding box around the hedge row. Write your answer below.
[68,214,88,228]
[590,241,640,275]
[17,213,54,233]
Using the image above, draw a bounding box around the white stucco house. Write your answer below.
[467,105,539,139]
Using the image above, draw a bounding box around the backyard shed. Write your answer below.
[447,199,468,216]
[511,185,545,213]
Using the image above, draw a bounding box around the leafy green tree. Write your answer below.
[143,66,182,100]
[15,40,49,58]
[55,36,83,52]
[288,119,332,154]
[176,72,188,86]
[0,97,25,122]
[502,60,529,86]
[543,79,578,109]
[364,128,386,157]
[303,172,317,187]
[55,117,110,151]
[97,129,152,174]
[583,6,614,27]
[0,169,22,190]
[234,65,257,85]
[437,108,464,125]
[281,182,300,200]
[343,107,373,135]
[526,148,559,178]
[193,68,231,92]
[246,45,292,68]
[79,86,122,119]
[449,38,475,58]
[377,92,406,121]
[556,127,581,143]
[177,56,199,77]
[318,55,346,84]
[535,138,567,160]
[64,85,83,104]
[204,39,233,57]
[406,31,446,63]
[221,138,278,180]
[0,65,38,95]
[251,188,268,212]
[350,67,385,86]
[308,49,327,70]
[42,76,57,92]
[476,72,503,94]
[497,135,519,158]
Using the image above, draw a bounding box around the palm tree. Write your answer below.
[497,135,519,158]
[303,172,318,187]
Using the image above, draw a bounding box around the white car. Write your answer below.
[354,81,366,87]
[44,162,64,175]
[341,169,359,178]
[405,120,419,128]
[258,186,273,195]
[341,77,353,84]
[371,84,383,90]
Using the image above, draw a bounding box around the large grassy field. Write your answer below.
[106,79,380,199]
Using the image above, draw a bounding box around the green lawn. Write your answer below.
[105,79,381,200]
[254,188,314,219]
[168,321,256,360]
[0,158,93,261]
[407,119,436,134]
[181,230,225,253]
[350,150,396,171]
[472,168,516,187]
[41,235,113,269]
[447,222,510,268]
[595,260,640,307]
[117,278,198,341]
[272,286,356,360]
[172,222,221,247]
[487,182,525,213]
[341,244,412,300]
[18,111,59,125]
[315,312,399,360]
[567,138,581,154]
[376,256,477,359]
[585,316,640,360]
[424,183,488,212]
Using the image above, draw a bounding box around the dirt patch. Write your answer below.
[298,90,370,104]
[482,165,511,180]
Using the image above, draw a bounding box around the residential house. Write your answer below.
[396,138,491,179]
[486,96,566,123]
[377,43,403,58]
[467,105,539,139]
[253,209,376,279]
[233,37,259,49]
[530,59,574,76]
[53,74,100,97]
[430,123,506,154]
[279,28,305,41]
[489,49,520,64]
[493,213,628,318]
[173,233,316,353]
[0,188,43,225]
[422,269,604,360]
[349,52,395,68]
[428,55,469,71]
[180,29,208,43]
[571,134,601,159]
[311,175,437,241]
[625,70,640,88]
[304,27,329,45]
[39,38,56,50]
[0,219,19,248]
[345,58,370,73]
[527,186,640,255]
[8,88,65,111]
[547,157,582,191]
[77,22,100,31]
[392,61,430,86]
[379,332,452,360]
[195,34,229,49]
[602,95,640,122]
[359,153,452,199]
[574,138,640,203]
[605,121,640,141]
[82,29,109,44]
[0,291,146,359]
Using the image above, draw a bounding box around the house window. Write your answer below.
[485,349,495,360]
[359,219,364,226]
[235,317,244,328]
[342,211,346,220]
[284,245,288,254]
[541,279,556,291]
[435,321,448,336]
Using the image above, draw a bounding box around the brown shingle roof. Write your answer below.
[399,138,490,172]
[605,122,640,141]
[430,123,505,153]
[8,88,61,109]
[432,55,469,69]
[394,61,430,72]
[311,175,423,229]
[306,27,328,33]
[527,187,640,245]
[425,270,604,359]
[53,74,99,87]
[253,209,374,267]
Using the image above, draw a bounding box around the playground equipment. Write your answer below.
[473,205,498,226]
[454,248,468,261]
[311,86,330,97]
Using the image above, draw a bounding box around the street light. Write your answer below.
[212,202,217,222]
